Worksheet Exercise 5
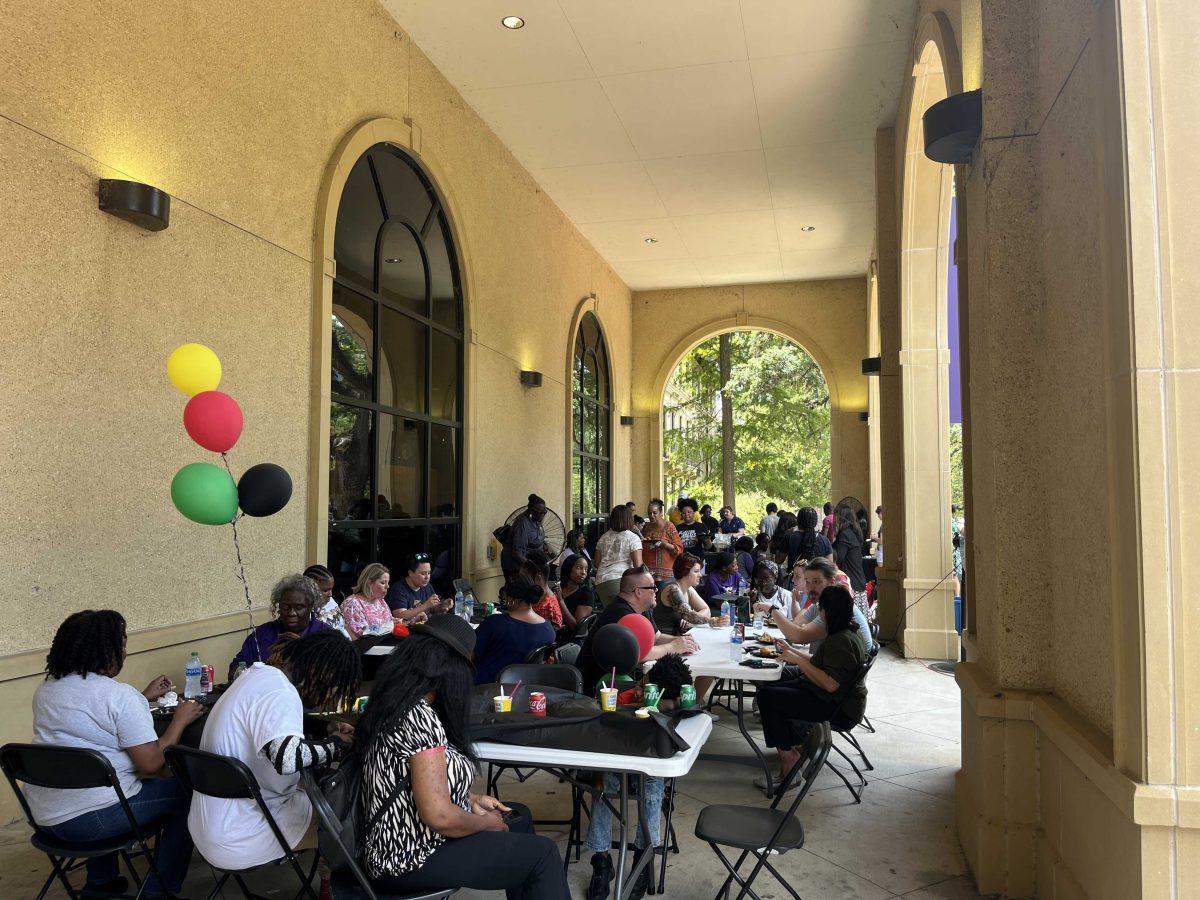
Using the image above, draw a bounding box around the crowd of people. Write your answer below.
[23,491,880,900]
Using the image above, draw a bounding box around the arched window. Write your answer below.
[327,143,464,598]
[571,312,611,537]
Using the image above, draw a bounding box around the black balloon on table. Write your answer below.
[237,463,292,517]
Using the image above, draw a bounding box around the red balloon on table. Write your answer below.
[618,613,655,660]
[183,391,243,453]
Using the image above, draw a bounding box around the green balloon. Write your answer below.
[171,462,238,526]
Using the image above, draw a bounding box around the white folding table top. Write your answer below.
[473,712,713,778]
[670,623,787,681]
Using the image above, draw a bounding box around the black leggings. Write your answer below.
[370,803,569,900]
[757,678,838,749]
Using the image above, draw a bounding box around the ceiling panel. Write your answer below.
[695,252,784,286]
[781,246,871,280]
[673,209,780,258]
[601,61,761,159]
[740,0,917,59]
[765,140,876,208]
[613,258,706,291]
[465,80,638,169]
[534,162,667,223]
[644,150,773,216]
[560,0,746,76]
[775,202,876,252]
[382,0,592,91]
[577,219,690,262]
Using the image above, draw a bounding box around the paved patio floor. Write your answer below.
[0,647,985,898]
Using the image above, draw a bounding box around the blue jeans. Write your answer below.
[585,774,665,852]
[43,777,193,896]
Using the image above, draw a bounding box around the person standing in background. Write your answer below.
[758,503,780,539]
[820,502,837,542]
[501,494,550,585]
[641,499,684,586]
[699,504,720,535]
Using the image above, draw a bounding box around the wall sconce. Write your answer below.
[519,370,543,387]
[861,356,882,376]
[620,415,635,426]
[858,412,870,422]
[923,89,982,165]
[98,179,171,231]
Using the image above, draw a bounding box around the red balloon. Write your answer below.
[618,613,655,661]
[183,391,243,453]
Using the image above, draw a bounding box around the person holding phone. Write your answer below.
[641,499,683,585]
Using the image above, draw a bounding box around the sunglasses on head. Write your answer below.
[413,552,430,562]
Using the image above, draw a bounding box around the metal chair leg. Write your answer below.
[838,730,874,771]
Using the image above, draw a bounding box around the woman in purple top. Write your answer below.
[701,551,748,602]
[228,575,329,679]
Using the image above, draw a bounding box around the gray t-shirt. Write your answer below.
[801,604,873,656]
[26,674,157,825]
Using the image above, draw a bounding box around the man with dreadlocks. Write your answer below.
[189,630,361,873]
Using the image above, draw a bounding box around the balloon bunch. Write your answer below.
[166,343,293,524]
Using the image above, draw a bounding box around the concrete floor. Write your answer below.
[0,647,983,899]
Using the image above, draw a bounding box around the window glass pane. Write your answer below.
[582,459,597,516]
[334,157,384,291]
[429,425,458,518]
[430,332,460,422]
[377,414,425,521]
[379,223,426,317]
[581,313,597,351]
[572,350,583,395]
[426,524,459,598]
[572,456,582,521]
[377,525,425,608]
[427,220,462,331]
[331,284,374,401]
[328,526,372,601]
[573,399,583,452]
[379,305,426,414]
[582,351,597,398]
[583,401,598,455]
[596,347,609,408]
[329,403,373,521]
[371,147,434,228]
[597,405,608,459]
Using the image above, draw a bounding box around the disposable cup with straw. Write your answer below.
[493,682,512,713]
[600,667,619,712]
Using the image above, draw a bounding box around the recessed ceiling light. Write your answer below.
[501,15,525,29]
[800,225,816,232]
[385,257,403,263]
[644,237,658,244]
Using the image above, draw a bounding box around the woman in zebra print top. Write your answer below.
[357,615,570,899]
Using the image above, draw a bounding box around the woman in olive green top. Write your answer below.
[755,585,868,788]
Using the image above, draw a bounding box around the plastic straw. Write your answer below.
[500,684,505,698]
[511,680,522,697]
[610,667,616,690]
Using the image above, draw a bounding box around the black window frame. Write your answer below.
[327,143,464,594]
[571,312,611,540]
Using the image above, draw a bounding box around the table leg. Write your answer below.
[736,679,774,797]
[657,778,677,892]
[613,772,628,900]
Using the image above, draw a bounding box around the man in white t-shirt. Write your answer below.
[758,503,780,539]
[188,633,360,871]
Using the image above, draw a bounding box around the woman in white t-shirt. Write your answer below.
[592,504,644,604]
[189,631,361,873]
[750,559,799,620]
[30,610,203,899]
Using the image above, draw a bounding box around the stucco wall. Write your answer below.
[0,0,633,654]
[627,279,871,509]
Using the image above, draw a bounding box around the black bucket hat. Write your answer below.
[411,613,476,666]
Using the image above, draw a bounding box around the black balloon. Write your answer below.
[237,463,292,517]
[591,623,639,675]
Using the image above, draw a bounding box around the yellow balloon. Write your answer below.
[167,343,222,396]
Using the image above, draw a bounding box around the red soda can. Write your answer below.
[200,665,213,694]
[529,691,547,716]
[733,623,745,641]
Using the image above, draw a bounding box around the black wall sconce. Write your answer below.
[99,179,170,231]
[519,370,543,387]
[858,412,870,422]
[923,89,982,165]
[862,356,882,376]
[620,415,635,426]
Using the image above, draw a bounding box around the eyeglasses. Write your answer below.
[634,584,656,594]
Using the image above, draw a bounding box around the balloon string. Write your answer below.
[221,452,260,662]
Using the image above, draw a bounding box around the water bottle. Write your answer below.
[184,652,203,699]
[720,598,732,627]
[729,623,744,661]
[233,661,247,682]
[463,591,475,622]
[454,588,464,618]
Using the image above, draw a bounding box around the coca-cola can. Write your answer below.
[733,623,745,642]
[529,691,547,716]
[200,665,213,694]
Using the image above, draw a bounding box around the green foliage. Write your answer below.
[949,422,964,512]
[663,331,830,511]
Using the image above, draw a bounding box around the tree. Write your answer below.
[663,331,830,511]
[719,333,735,511]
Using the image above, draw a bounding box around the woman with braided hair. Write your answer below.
[189,630,361,871]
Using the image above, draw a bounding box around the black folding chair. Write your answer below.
[522,643,557,665]
[0,744,171,900]
[297,771,455,900]
[497,663,583,693]
[811,652,878,803]
[163,746,319,900]
[695,722,832,900]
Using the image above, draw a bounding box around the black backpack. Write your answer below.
[314,752,402,873]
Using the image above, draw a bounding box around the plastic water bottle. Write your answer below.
[720,598,732,627]
[454,588,464,618]
[184,652,203,699]
[233,661,247,682]
[463,590,475,621]
[729,624,744,661]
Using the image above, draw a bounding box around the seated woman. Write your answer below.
[519,554,563,631]
[556,554,597,633]
[230,574,330,678]
[473,579,557,684]
[749,559,798,621]
[756,585,869,789]
[342,563,426,639]
[358,615,570,899]
[701,551,747,602]
[584,654,693,900]
[190,631,360,872]
[552,529,592,568]
[29,610,203,899]
[655,553,711,634]
[304,564,350,636]
[733,536,757,583]
[388,553,454,620]
[770,559,872,654]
